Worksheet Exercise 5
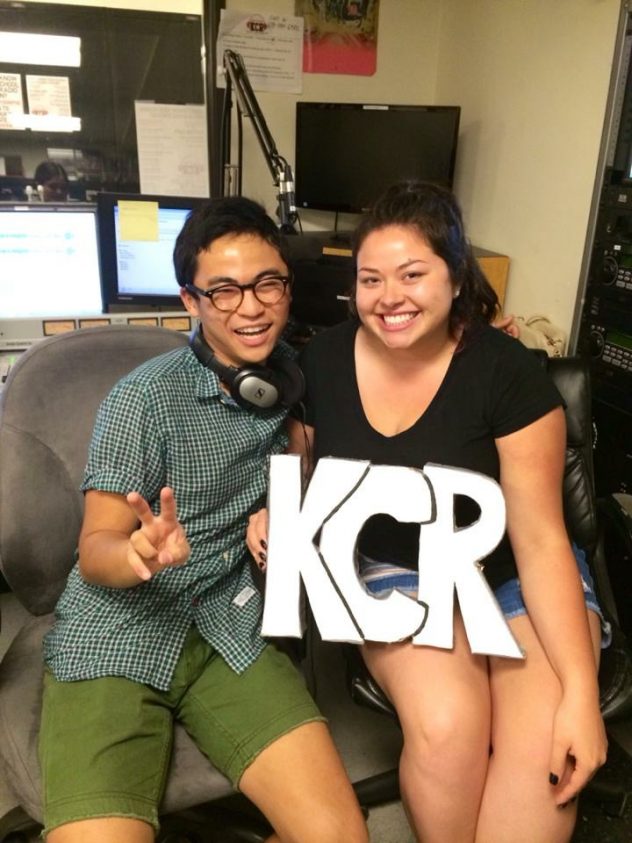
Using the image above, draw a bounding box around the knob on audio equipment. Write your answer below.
[603,255,618,285]
[590,328,605,357]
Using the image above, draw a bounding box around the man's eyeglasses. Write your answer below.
[185,275,290,312]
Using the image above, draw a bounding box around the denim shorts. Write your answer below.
[360,544,612,648]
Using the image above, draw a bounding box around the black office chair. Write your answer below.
[0,326,271,843]
[344,354,632,818]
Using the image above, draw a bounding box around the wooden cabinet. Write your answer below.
[473,247,510,309]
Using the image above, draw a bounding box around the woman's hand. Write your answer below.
[126,487,190,581]
[492,312,520,339]
[549,690,607,806]
[247,508,269,572]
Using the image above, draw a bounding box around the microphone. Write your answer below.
[277,159,297,234]
[281,162,296,217]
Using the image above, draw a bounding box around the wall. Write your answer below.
[435,0,621,333]
[225,0,621,333]
[225,0,443,231]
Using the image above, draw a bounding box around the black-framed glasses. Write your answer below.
[185,275,290,312]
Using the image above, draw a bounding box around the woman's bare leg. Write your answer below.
[361,611,491,843]
[475,610,602,843]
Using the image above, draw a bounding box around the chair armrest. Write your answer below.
[592,494,632,722]
[595,494,632,636]
[598,623,632,722]
[343,644,398,720]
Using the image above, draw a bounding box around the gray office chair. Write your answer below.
[0,325,270,842]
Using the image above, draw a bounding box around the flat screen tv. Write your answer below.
[295,102,460,214]
[97,192,206,311]
[0,203,103,318]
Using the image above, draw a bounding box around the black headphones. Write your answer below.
[189,325,304,411]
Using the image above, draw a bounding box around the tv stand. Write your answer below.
[327,230,353,247]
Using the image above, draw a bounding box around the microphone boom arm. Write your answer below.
[222,49,298,234]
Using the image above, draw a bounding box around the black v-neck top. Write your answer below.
[300,320,563,588]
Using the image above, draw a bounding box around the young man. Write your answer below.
[40,197,368,843]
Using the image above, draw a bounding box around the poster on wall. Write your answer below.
[26,75,72,117]
[134,102,209,198]
[297,0,380,76]
[217,10,304,94]
[0,72,24,130]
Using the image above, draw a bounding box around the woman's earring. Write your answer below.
[453,288,461,299]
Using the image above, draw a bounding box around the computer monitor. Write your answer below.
[97,192,206,311]
[0,203,103,318]
[295,102,461,214]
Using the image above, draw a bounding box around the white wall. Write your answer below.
[435,0,621,333]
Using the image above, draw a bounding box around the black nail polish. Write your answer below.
[261,540,267,550]
[549,773,559,786]
[259,552,267,562]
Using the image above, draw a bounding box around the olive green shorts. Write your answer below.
[39,629,323,836]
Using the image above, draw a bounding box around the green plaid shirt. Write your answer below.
[43,345,289,690]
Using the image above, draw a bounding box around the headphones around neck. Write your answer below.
[189,325,304,412]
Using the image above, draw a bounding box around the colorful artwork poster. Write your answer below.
[297,0,380,76]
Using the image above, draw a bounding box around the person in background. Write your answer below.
[33,160,69,202]
[248,181,609,843]
[40,196,368,843]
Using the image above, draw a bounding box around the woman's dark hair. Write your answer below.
[173,196,290,288]
[34,161,68,185]
[352,181,499,337]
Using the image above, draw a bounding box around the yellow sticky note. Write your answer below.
[118,200,159,241]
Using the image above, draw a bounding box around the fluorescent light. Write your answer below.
[0,32,81,67]
[8,113,81,132]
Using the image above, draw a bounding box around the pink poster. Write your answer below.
[297,0,380,76]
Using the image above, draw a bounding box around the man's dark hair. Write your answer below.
[173,196,289,288]
[352,180,499,337]
[34,160,68,186]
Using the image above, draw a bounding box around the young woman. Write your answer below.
[249,181,608,843]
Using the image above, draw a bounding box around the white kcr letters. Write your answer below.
[261,455,523,659]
